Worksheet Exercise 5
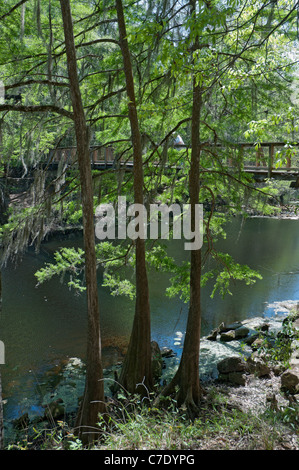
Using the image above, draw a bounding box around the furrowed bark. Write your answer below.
[156,0,203,414]
[115,0,153,395]
[59,0,106,445]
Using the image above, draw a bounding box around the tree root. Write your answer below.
[153,372,205,420]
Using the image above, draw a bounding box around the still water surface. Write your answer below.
[1,216,299,421]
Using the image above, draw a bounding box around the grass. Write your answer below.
[12,383,296,451]
[90,389,297,451]
[6,388,298,451]
[6,312,299,451]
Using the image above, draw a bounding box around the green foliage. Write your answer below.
[34,240,137,299]
[3,0,296,306]
[203,252,263,299]
[256,318,299,369]
[165,249,263,303]
[91,384,297,451]
[165,261,191,304]
[35,247,86,292]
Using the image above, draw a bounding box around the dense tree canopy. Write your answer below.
[0,0,298,443]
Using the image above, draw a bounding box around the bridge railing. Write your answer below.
[46,142,299,178]
[47,145,115,167]
[234,142,297,167]
[204,141,299,178]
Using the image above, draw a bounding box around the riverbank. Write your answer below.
[247,202,299,219]
[57,303,299,450]
[2,185,299,449]
[4,302,298,450]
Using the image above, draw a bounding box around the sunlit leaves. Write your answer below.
[202,252,263,299]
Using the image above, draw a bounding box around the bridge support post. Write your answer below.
[268,143,274,178]
[256,147,260,167]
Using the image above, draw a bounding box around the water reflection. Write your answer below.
[1,216,299,421]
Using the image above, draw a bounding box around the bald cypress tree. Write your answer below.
[115,0,153,395]
[59,0,106,444]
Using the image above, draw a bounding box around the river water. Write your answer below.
[1,215,299,426]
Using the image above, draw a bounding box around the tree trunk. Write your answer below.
[156,1,203,415]
[59,0,106,445]
[36,0,42,38]
[157,77,203,416]
[115,0,153,395]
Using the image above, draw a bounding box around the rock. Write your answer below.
[266,393,279,411]
[219,321,243,333]
[244,332,260,346]
[217,356,247,374]
[220,330,236,342]
[160,347,175,358]
[207,329,218,341]
[272,363,285,376]
[290,347,299,367]
[227,371,247,386]
[246,355,271,378]
[219,325,249,342]
[208,321,250,343]
[234,326,250,339]
[256,323,270,332]
[281,366,299,394]
[218,371,247,386]
[293,317,299,331]
[217,356,248,386]
[250,337,264,351]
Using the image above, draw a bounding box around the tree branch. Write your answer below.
[0,0,30,21]
[5,80,69,90]
[76,38,120,49]
[0,104,74,120]
[87,87,126,110]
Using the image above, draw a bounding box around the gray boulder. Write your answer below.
[220,330,236,342]
[217,356,252,386]
[220,325,250,342]
[217,356,247,374]
[219,322,243,332]
[281,366,299,394]
[246,354,271,378]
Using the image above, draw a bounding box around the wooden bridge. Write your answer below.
[45,141,299,186]
[225,141,299,184]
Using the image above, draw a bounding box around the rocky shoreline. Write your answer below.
[2,292,297,449]
[9,300,298,441]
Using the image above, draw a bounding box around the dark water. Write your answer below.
[1,216,299,423]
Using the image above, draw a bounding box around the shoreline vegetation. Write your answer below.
[3,182,299,450]
[4,304,299,451]
[2,182,299,450]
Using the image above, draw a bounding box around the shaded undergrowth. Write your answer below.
[6,382,299,451]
